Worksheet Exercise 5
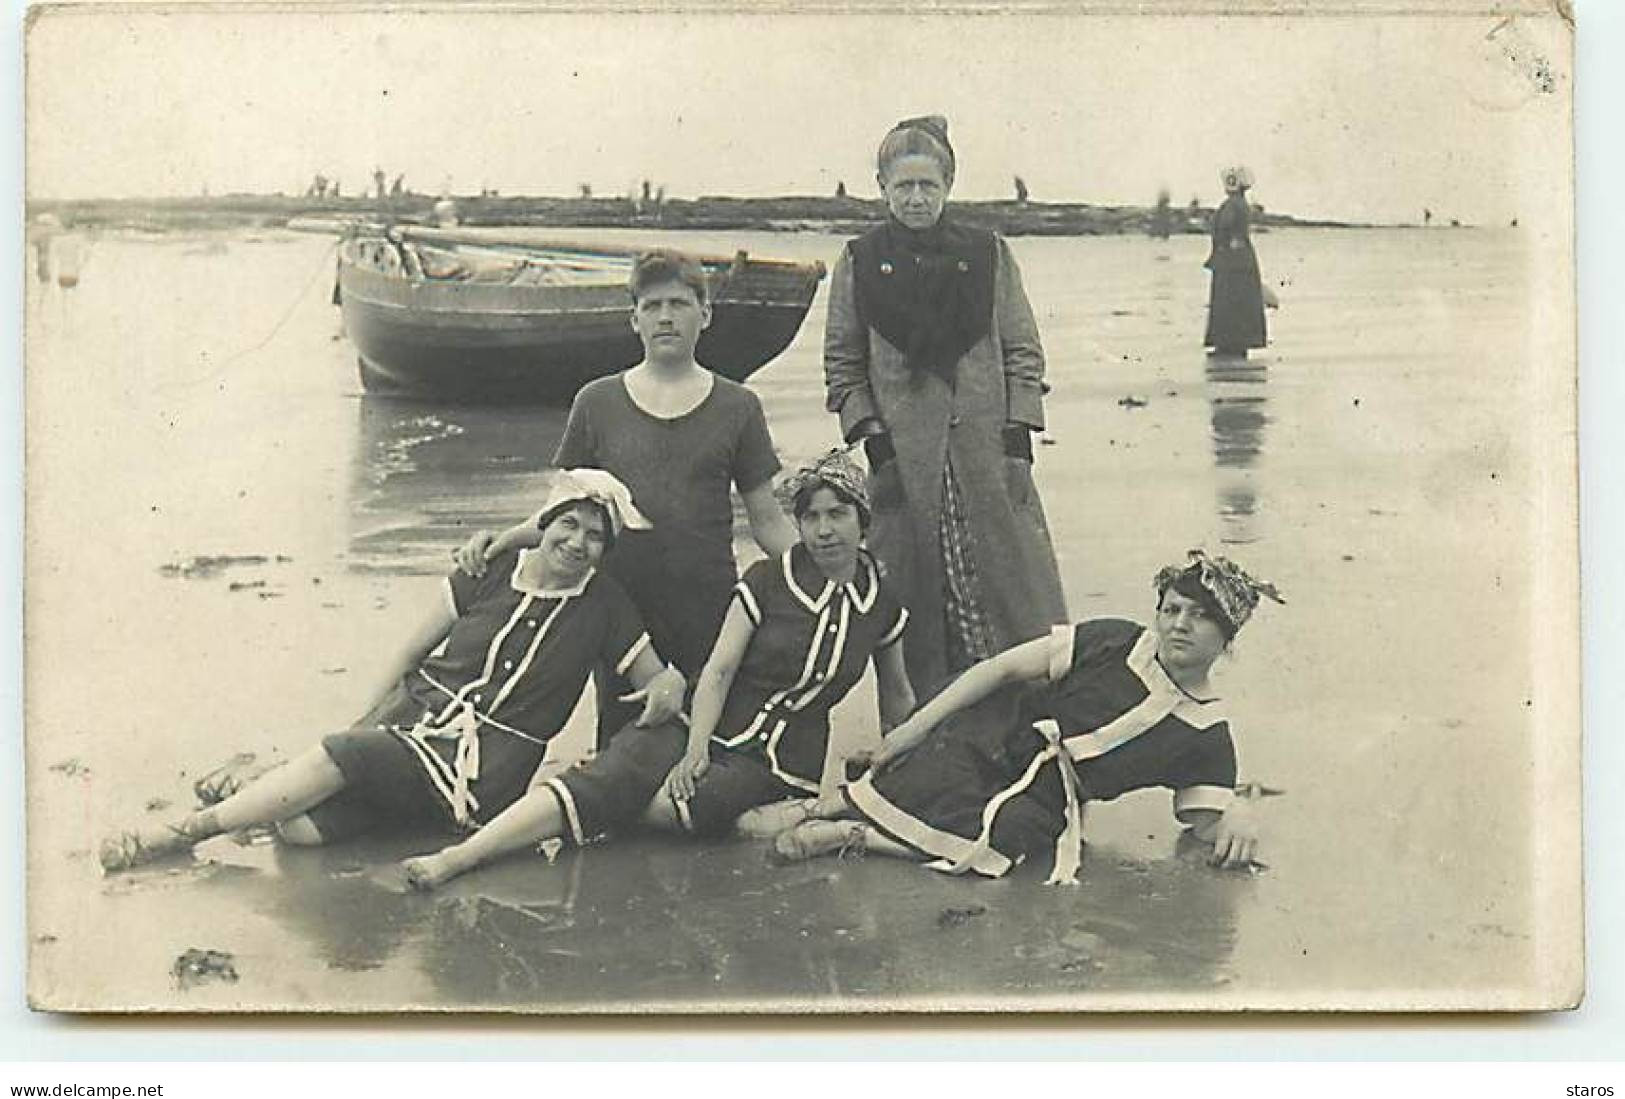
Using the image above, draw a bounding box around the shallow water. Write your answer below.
[26,225,1540,1010]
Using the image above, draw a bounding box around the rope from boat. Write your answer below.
[155,238,340,394]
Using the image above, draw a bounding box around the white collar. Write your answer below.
[510,549,595,599]
[781,545,879,615]
[1125,628,1228,726]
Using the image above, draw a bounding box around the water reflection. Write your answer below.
[1150,241,1176,330]
[1204,353,1271,545]
[415,840,900,1006]
[418,844,707,1006]
[348,396,569,574]
[145,817,1242,1007]
[414,834,1243,1004]
[250,838,442,974]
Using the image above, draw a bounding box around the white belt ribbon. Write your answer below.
[940,718,1085,886]
[429,701,482,827]
[1040,720,1086,886]
[416,673,555,828]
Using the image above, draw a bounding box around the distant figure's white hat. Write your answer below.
[1220,166,1255,191]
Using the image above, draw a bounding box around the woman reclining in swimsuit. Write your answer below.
[98,469,686,873]
[771,550,1282,881]
[400,447,918,889]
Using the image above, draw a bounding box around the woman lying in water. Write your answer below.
[98,470,687,873]
[770,550,1283,881]
[400,447,917,889]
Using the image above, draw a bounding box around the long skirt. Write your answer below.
[1204,255,1267,352]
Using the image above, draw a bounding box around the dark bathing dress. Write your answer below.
[1203,191,1267,354]
[541,544,909,843]
[308,550,649,841]
[845,618,1239,879]
[553,372,782,736]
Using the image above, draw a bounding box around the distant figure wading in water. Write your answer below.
[823,115,1069,700]
[1203,166,1269,357]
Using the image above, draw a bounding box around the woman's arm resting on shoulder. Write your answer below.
[618,646,687,728]
[1184,801,1261,870]
[741,480,801,557]
[660,599,757,802]
[453,520,542,578]
[358,593,456,714]
[874,635,1051,768]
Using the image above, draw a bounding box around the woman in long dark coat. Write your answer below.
[823,115,1068,699]
[1203,166,1268,356]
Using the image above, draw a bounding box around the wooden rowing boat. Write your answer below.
[319,223,826,403]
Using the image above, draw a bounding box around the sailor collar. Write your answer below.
[781,544,879,615]
[1124,627,1228,727]
[510,550,596,600]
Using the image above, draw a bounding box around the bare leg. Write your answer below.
[861,828,916,860]
[274,814,326,846]
[401,786,569,891]
[207,745,346,833]
[100,745,347,872]
[734,798,818,838]
[769,818,919,864]
[806,790,848,818]
[640,791,682,833]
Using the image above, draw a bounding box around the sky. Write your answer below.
[23,6,1570,225]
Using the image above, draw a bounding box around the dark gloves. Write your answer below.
[1003,423,1034,461]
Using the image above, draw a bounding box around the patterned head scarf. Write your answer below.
[1154,549,1284,638]
[776,446,871,525]
[1220,166,1256,192]
[532,468,652,540]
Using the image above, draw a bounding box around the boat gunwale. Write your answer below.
[341,295,818,319]
[338,260,823,318]
[389,224,829,277]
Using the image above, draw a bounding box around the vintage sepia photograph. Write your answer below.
[22,1,1580,1013]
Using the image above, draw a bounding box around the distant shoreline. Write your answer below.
[26,192,1408,237]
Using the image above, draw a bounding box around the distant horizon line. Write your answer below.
[20,190,1431,228]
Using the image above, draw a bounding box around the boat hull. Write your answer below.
[337,251,824,403]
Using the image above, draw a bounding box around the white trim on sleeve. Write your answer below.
[878,605,910,649]
[1046,624,1074,682]
[733,581,763,626]
[1173,784,1236,822]
[615,632,652,677]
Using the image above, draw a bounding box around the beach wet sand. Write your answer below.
[26,226,1540,1010]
